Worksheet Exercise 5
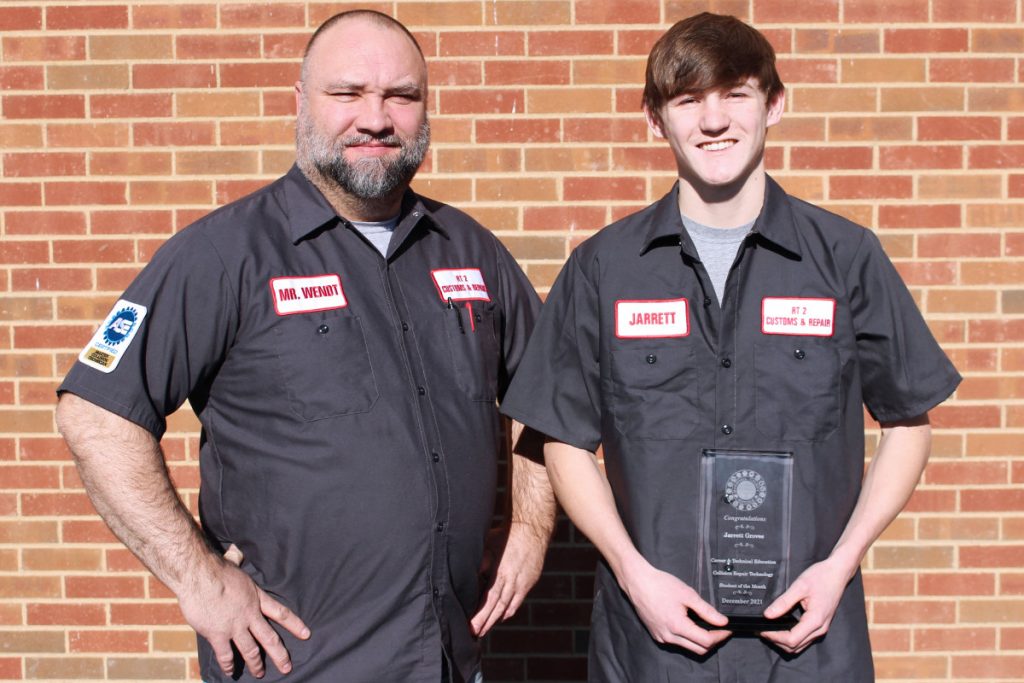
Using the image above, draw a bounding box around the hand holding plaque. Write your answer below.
[694,449,798,632]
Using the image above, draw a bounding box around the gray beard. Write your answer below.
[297,115,430,200]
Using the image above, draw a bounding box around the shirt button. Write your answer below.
[703,297,712,307]
[646,354,657,364]
[401,322,409,331]
[417,386,426,396]
[721,424,733,435]
[432,588,439,598]
[317,324,329,334]
[720,357,731,368]
[432,452,440,463]
[794,349,806,360]
[436,522,445,532]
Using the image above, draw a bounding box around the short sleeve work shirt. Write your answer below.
[501,177,960,682]
[60,165,540,683]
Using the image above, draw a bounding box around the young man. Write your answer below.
[56,11,554,683]
[501,13,960,682]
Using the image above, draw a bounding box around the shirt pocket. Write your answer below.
[754,337,839,442]
[609,341,700,440]
[272,309,379,421]
[443,305,500,402]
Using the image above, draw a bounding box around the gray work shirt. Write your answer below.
[501,176,960,682]
[59,165,539,683]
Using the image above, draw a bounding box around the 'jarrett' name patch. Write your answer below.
[431,268,491,302]
[615,298,690,338]
[761,297,836,336]
[270,274,348,315]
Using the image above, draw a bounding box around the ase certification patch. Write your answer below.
[78,299,148,373]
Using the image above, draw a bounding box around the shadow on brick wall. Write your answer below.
[482,513,597,682]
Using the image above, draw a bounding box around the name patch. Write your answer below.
[615,298,689,338]
[761,297,836,336]
[431,268,490,302]
[270,274,348,315]
[79,299,148,373]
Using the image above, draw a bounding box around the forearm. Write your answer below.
[543,440,647,586]
[508,421,556,541]
[56,393,218,593]
[829,414,932,579]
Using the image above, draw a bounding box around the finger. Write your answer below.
[233,629,265,679]
[502,583,527,621]
[481,575,517,633]
[223,544,244,567]
[250,617,291,675]
[472,577,512,637]
[208,635,236,676]
[259,591,311,640]
[684,595,729,628]
[470,580,503,636]
[763,584,803,620]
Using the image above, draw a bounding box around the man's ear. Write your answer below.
[766,88,785,128]
[644,106,666,139]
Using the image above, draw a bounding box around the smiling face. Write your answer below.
[646,78,784,201]
[295,16,430,213]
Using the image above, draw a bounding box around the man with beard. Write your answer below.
[55,11,554,683]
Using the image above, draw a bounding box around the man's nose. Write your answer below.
[355,97,392,135]
[699,99,729,135]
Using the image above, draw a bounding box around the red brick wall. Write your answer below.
[2,1,1022,680]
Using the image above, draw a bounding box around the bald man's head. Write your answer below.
[300,10,426,85]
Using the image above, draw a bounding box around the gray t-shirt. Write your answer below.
[351,215,400,257]
[682,214,754,305]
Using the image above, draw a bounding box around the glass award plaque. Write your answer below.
[693,449,797,632]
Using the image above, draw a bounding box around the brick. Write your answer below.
[0,296,54,321]
[774,58,836,84]
[973,28,1024,52]
[879,145,962,170]
[483,0,570,25]
[842,58,925,83]
[919,116,1000,141]
[263,90,296,116]
[429,60,483,87]
[133,63,216,89]
[4,152,85,178]
[0,241,46,266]
[220,62,297,88]
[92,209,175,236]
[500,235,566,261]
[110,603,184,626]
[1002,573,1024,593]
[97,266,144,291]
[969,88,1024,112]
[564,177,644,202]
[25,657,105,678]
[132,3,216,28]
[175,151,258,176]
[528,88,612,114]
[0,520,58,543]
[46,181,127,206]
[874,546,954,570]
[70,630,149,653]
[880,87,964,112]
[610,146,676,172]
[47,5,128,29]
[564,118,647,143]
[90,94,173,119]
[219,2,304,28]
[963,489,1024,512]
[968,318,1024,341]
[176,92,260,118]
[439,30,524,57]
[919,175,1001,200]
[134,121,216,147]
[107,657,188,679]
[27,603,105,626]
[0,353,55,379]
[867,626,911,652]
[0,123,43,149]
[934,0,1017,22]
[931,58,1015,83]
[574,59,646,85]
[863,572,915,597]
[790,86,876,113]
[903,488,958,512]
[216,179,272,205]
[885,29,968,54]
[791,146,873,170]
[970,145,1024,169]
[830,176,911,200]
[919,572,996,596]
[436,148,521,174]
[129,180,212,205]
[21,492,95,516]
[47,122,130,147]
[0,6,41,30]
[830,116,911,141]
[47,64,129,91]
[90,34,172,60]
[0,65,44,91]
[440,89,524,115]
[915,626,996,651]
[486,60,569,86]
[921,233,1000,258]
[176,34,261,60]
[845,0,927,22]
[524,207,607,232]
[575,0,658,23]
[0,630,65,653]
[262,32,306,59]
[794,28,878,54]
[90,151,172,177]
[962,600,1024,623]
[874,600,956,624]
[927,288,997,314]
[531,30,612,56]
[953,655,1024,679]
[476,178,557,203]
[752,0,837,22]
[65,576,145,599]
[396,1,482,26]
[476,119,560,144]
[23,548,103,572]
[152,628,196,653]
[3,94,85,119]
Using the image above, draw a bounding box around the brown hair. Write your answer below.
[642,13,784,116]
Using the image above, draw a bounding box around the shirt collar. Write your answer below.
[639,174,802,259]
[281,164,448,248]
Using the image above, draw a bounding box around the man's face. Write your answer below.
[296,19,430,200]
[646,78,783,196]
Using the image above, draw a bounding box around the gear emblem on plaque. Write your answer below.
[724,469,767,511]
